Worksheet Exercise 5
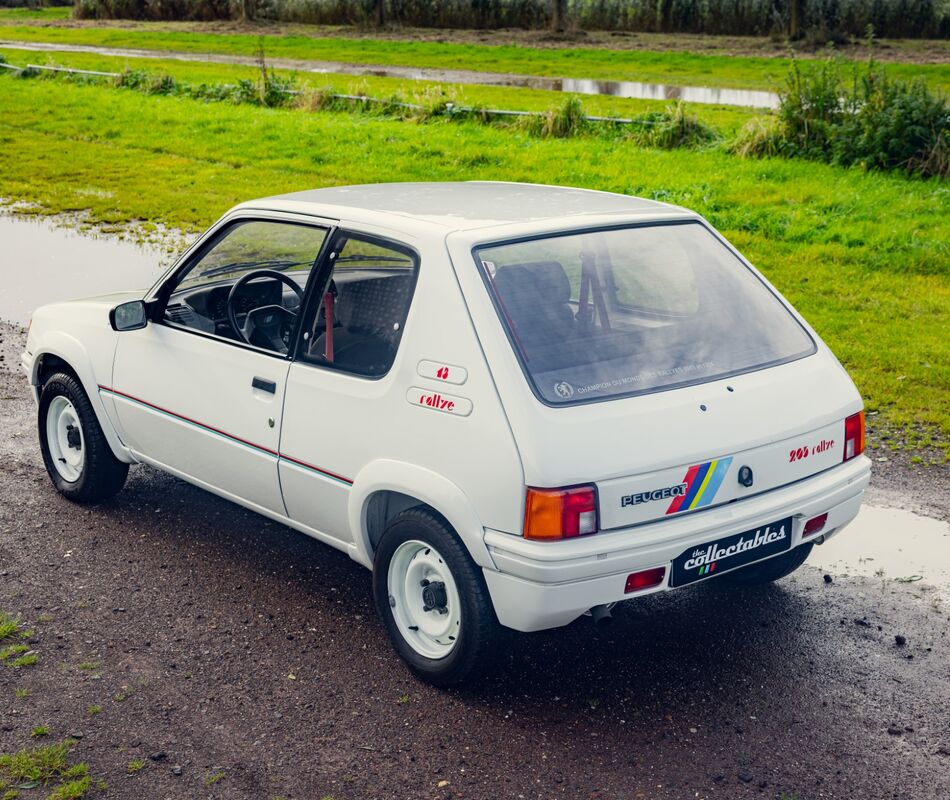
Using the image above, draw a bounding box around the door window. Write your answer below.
[300,233,418,377]
[161,220,328,354]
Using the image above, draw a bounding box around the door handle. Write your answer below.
[252,377,277,394]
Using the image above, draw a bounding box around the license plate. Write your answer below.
[670,517,794,587]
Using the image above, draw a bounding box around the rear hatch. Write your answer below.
[499,351,861,531]
[465,219,863,530]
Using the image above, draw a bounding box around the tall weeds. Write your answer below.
[72,0,950,39]
[734,57,949,178]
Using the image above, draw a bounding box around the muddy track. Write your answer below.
[1,321,948,800]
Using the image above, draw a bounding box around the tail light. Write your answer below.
[843,411,865,462]
[524,485,598,540]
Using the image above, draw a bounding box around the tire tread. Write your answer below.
[39,372,128,503]
[373,507,505,687]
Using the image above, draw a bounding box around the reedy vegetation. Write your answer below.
[71,0,950,39]
[735,57,949,176]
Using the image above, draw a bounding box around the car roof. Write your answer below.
[241,182,692,233]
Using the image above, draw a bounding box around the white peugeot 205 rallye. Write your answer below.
[22,182,871,686]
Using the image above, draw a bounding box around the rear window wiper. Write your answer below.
[197,259,313,279]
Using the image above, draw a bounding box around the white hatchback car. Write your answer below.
[23,182,871,685]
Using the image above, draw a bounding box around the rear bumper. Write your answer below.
[482,456,871,632]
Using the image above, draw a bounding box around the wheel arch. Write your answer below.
[348,460,494,571]
[30,333,134,464]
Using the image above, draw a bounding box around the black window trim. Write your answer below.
[291,228,421,381]
[471,218,818,409]
[148,214,337,361]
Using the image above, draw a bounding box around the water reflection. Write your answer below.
[556,77,779,109]
[0,215,171,324]
[305,64,780,109]
[810,504,950,599]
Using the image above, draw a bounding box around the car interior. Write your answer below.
[305,268,415,376]
[161,231,417,376]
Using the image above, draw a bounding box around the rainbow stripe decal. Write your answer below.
[666,456,734,515]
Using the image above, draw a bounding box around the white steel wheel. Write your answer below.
[387,539,462,659]
[45,395,85,483]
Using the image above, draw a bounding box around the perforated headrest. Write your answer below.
[493,260,571,304]
[335,274,412,341]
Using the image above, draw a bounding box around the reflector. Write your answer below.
[624,567,666,594]
[803,513,828,537]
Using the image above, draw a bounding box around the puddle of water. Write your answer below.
[0,215,170,325]
[539,77,778,109]
[0,40,780,109]
[810,505,950,599]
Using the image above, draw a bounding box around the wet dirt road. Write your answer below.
[1,322,948,800]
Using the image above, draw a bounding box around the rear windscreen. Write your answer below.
[475,222,815,405]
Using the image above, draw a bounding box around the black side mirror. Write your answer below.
[110,300,148,332]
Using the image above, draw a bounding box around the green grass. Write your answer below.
[0,76,946,450]
[31,726,49,738]
[0,742,91,799]
[0,7,71,22]
[0,20,947,93]
[0,614,38,669]
[126,760,145,775]
[0,614,17,641]
[1,644,30,660]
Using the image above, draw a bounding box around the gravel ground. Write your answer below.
[1,320,949,800]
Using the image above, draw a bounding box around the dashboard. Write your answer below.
[164,279,296,338]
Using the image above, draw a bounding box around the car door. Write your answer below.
[278,230,420,543]
[109,216,330,515]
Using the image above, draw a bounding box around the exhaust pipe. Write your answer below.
[589,604,612,625]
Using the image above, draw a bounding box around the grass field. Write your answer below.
[0,73,946,452]
[0,46,760,133]
[1,14,949,93]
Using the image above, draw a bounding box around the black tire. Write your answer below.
[373,507,505,688]
[719,542,813,587]
[38,372,129,503]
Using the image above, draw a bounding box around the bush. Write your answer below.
[632,101,720,149]
[523,96,591,138]
[735,57,950,178]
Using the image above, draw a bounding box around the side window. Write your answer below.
[301,233,418,377]
[162,220,327,354]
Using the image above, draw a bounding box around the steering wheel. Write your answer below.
[226,269,304,353]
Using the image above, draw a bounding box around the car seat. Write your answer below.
[491,261,575,351]
[310,274,413,375]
